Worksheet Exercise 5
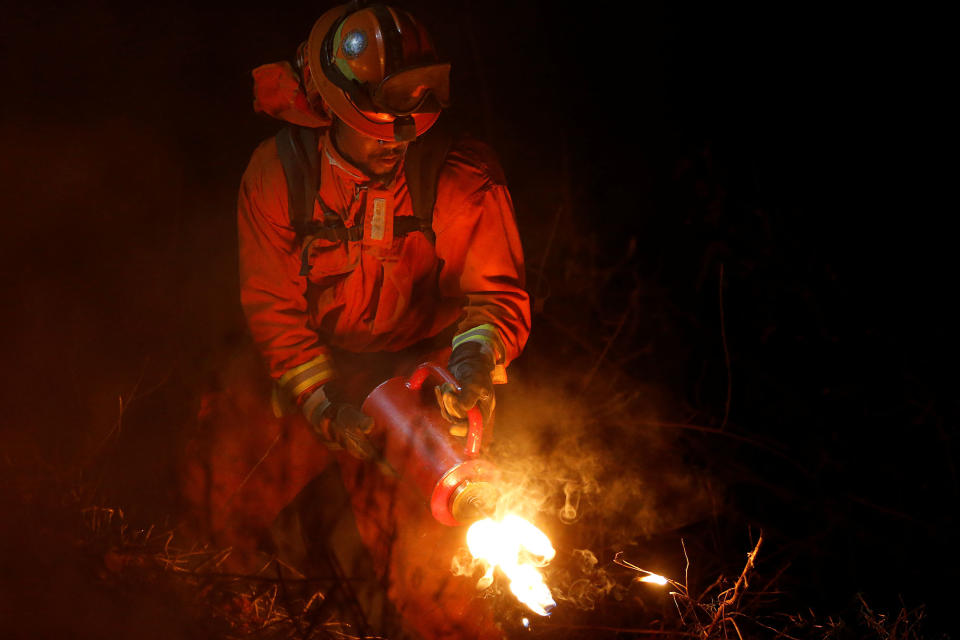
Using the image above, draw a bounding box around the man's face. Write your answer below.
[332,118,409,181]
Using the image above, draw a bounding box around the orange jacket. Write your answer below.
[238,129,531,405]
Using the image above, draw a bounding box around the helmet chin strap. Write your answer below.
[393,115,416,142]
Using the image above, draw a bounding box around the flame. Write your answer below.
[638,573,668,585]
[466,514,556,615]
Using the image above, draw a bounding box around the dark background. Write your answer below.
[1,0,955,636]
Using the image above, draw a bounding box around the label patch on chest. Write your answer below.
[364,190,393,247]
[371,198,387,240]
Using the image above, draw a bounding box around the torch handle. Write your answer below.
[405,363,485,458]
[405,362,461,392]
[464,407,483,458]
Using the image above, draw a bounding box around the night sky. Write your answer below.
[1,0,954,637]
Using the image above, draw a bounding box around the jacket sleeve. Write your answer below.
[237,138,334,405]
[432,139,532,370]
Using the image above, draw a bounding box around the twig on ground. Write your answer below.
[704,535,763,638]
[223,432,282,510]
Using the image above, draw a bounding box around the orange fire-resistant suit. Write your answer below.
[181,97,530,638]
[240,128,529,398]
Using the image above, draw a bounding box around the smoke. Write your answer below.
[451,545,500,593]
[551,549,626,610]
[471,369,719,610]
[493,373,715,535]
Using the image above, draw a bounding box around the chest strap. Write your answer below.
[276,123,451,276]
[297,215,433,276]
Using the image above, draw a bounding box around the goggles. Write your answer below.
[371,63,450,116]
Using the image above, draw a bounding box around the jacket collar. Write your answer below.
[321,130,368,184]
[320,130,406,189]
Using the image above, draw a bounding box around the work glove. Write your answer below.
[303,384,377,461]
[436,341,496,433]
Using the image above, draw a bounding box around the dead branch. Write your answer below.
[704,535,763,638]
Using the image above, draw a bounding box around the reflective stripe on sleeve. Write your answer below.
[451,323,505,363]
[278,354,335,403]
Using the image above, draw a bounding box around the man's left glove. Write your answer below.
[303,384,377,461]
[435,341,496,431]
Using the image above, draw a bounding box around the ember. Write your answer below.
[615,552,673,588]
[466,514,556,615]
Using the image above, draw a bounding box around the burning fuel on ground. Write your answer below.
[465,513,557,616]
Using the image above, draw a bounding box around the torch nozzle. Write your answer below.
[451,480,499,525]
[467,494,495,520]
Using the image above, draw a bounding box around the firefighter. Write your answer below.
[182,3,529,638]
[240,1,529,463]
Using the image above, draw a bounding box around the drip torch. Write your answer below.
[362,362,498,526]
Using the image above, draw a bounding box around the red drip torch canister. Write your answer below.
[362,362,498,526]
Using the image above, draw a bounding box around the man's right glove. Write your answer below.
[303,384,377,461]
[435,341,496,432]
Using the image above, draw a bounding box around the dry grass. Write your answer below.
[2,446,945,640]
[0,452,379,640]
[536,535,939,640]
[80,502,380,640]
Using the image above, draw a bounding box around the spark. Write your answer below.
[638,573,669,585]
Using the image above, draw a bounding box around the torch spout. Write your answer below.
[450,480,499,525]
[467,494,495,520]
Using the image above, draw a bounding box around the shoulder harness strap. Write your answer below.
[403,119,453,245]
[275,125,321,238]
